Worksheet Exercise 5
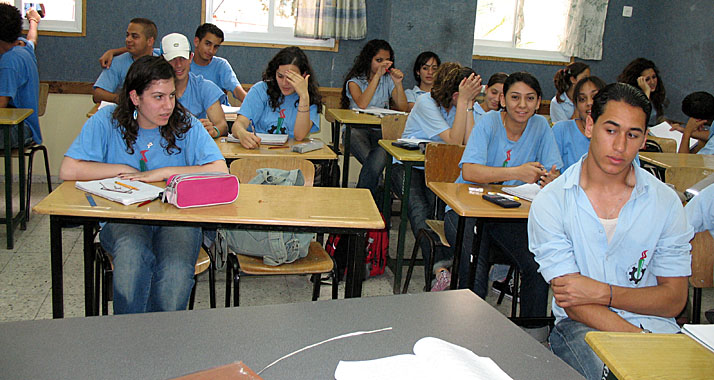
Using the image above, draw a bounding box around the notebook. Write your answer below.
[502,183,541,202]
[682,324,714,353]
[650,121,697,150]
[352,107,408,117]
[225,133,289,145]
[75,177,163,206]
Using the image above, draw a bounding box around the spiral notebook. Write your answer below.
[225,133,288,145]
[75,177,163,206]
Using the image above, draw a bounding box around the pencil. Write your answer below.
[137,199,153,207]
[268,145,289,149]
[115,181,139,191]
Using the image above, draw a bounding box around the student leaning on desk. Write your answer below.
[59,56,228,315]
[529,83,693,380]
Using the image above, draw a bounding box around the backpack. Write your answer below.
[326,213,389,281]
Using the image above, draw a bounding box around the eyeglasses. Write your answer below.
[100,182,133,194]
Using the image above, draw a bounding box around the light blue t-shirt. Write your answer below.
[94,49,160,94]
[472,102,487,125]
[685,182,714,239]
[456,111,563,186]
[401,95,454,142]
[549,93,574,124]
[178,72,226,120]
[405,85,427,104]
[238,81,319,138]
[528,156,693,332]
[345,75,395,109]
[552,119,590,171]
[65,105,223,170]
[190,56,240,95]
[0,37,41,144]
[697,137,714,155]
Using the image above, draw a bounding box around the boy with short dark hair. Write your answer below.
[191,23,246,102]
[676,91,714,153]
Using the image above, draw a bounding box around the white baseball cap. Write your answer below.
[161,33,191,61]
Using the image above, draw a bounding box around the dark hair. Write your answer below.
[617,58,666,117]
[682,92,714,120]
[504,71,543,99]
[486,72,508,88]
[412,51,441,85]
[263,46,322,112]
[553,62,589,103]
[113,56,192,155]
[590,83,651,127]
[129,18,157,41]
[0,4,22,44]
[572,76,606,105]
[430,62,475,109]
[195,23,224,42]
[340,39,395,108]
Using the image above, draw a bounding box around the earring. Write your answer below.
[133,109,138,120]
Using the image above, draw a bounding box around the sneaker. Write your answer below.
[492,278,519,301]
[431,269,451,292]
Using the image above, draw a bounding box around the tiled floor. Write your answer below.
[0,183,711,327]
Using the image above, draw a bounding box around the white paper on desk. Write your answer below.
[75,177,163,206]
[397,138,432,145]
[221,105,240,114]
[352,107,408,117]
[650,121,697,150]
[682,324,714,353]
[98,101,116,110]
[225,133,288,145]
[502,183,541,202]
[334,337,513,380]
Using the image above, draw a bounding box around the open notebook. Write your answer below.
[502,183,541,202]
[352,107,408,117]
[650,121,697,150]
[225,133,288,145]
[76,177,163,206]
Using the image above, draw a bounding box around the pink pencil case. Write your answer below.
[163,172,239,208]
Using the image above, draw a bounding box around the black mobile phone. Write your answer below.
[391,141,419,150]
[482,194,521,208]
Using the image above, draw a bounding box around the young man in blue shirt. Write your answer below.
[528,83,693,380]
[93,18,158,104]
[0,4,41,147]
[191,23,246,102]
[160,33,228,138]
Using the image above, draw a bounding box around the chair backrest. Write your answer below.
[380,114,408,140]
[424,143,465,185]
[229,157,315,187]
[647,136,677,153]
[38,83,49,117]
[690,231,714,289]
[665,166,714,193]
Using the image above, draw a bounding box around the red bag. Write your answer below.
[326,214,389,280]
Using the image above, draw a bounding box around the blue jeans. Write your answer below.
[100,223,201,314]
[0,122,34,148]
[444,210,548,318]
[350,126,388,201]
[549,318,606,380]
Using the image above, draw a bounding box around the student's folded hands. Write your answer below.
[516,162,547,184]
[551,273,608,308]
[538,164,560,188]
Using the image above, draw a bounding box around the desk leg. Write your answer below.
[382,162,393,228]
[17,121,26,231]
[392,163,412,294]
[342,125,351,188]
[4,125,13,249]
[50,215,64,318]
[467,218,485,291]
[449,216,465,290]
[83,223,96,316]
[331,120,339,153]
[344,231,366,298]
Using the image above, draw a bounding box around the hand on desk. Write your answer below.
[200,118,219,138]
[551,273,608,308]
[118,168,168,183]
[235,127,262,149]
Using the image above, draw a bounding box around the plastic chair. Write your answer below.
[225,157,338,306]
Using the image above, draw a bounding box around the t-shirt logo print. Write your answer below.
[628,250,648,284]
[502,149,512,167]
[268,109,287,134]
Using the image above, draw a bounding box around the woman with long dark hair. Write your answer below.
[59,56,227,314]
[405,51,441,111]
[617,57,667,126]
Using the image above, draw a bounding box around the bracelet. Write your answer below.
[607,284,613,308]
[466,107,474,112]
[212,126,220,137]
[297,109,309,113]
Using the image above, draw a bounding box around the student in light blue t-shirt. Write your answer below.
[549,62,590,124]
[160,33,228,139]
[190,23,247,103]
[405,51,440,112]
[473,72,508,125]
[552,76,606,171]
[444,72,562,323]
[685,182,714,323]
[394,62,481,289]
[232,46,322,148]
[340,39,408,201]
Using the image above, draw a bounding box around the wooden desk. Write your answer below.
[0,290,582,380]
[585,331,714,380]
[34,182,384,318]
[86,103,99,118]
[379,139,425,293]
[428,182,530,290]
[324,108,381,187]
[0,108,33,249]
[639,152,714,170]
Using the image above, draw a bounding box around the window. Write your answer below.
[203,0,336,50]
[1,0,85,36]
[473,0,569,63]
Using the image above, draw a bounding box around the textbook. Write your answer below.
[75,177,163,206]
[225,133,289,145]
[502,183,541,202]
[650,121,697,150]
[682,324,714,353]
[352,107,408,117]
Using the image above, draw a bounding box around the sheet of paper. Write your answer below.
[502,183,541,202]
[682,324,714,353]
[334,337,512,380]
[649,121,697,150]
[352,107,408,117]
[225,133,288,145]
[98,101,116,110]
[397,138,432,145]
[75,177,163,206]
[221,105,240,114]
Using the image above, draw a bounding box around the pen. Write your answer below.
[137,199,154,207]
[115,181,139,191]
[487,192,520,201]
[268,145,289,149]
[249,119,257,136]
[85,193,97,207]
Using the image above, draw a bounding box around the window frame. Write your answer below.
[10,0,86,37]
[202,0,337,52]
